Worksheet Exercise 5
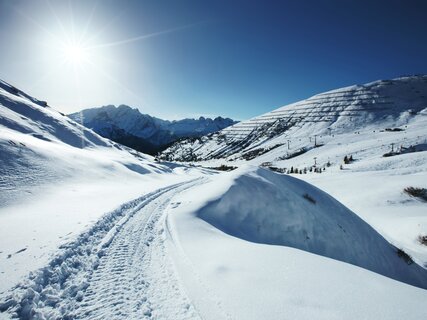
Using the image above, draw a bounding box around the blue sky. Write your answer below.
[1,0,427,120]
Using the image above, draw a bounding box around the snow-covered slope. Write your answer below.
[197,168,427,287]
[0,79,172,207]
[160,74,427,271]
[1,77,427,319]
[69,105,236,154]
[161,75,427,161]
[0,79,206,294]
[167,167,427,319]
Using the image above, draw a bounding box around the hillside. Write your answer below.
[160,75,427,161]
[69,105,236,155]
[159,75,427,269]
[0,79,206,294]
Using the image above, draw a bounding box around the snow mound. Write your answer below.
[195,167,427,289]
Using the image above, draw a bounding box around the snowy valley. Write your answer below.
[69,105,236,155]
[0,76,427,319]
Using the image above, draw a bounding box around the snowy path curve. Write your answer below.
[0,179,205,320]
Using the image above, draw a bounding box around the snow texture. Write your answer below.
[166,167,427,320]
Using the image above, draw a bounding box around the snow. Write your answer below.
[0,180,205,319]
[166,167,427,320]
[161,75,427,161]
[1,76,427,319]
[159,74,427,268]
[299,168,427,266]
[69,105,236,148]
[0,79,210,297]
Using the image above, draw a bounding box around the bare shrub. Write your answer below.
[418,235,427,246]
[403,187,427,202]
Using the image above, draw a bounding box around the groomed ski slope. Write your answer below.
[161,75,427,162]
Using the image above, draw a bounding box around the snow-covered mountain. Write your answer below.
[160,75,427,161]
[69,105,237,155]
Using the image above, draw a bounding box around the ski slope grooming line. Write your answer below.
[0,179,206,320]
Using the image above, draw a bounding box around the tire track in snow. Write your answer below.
[0,179,204,319]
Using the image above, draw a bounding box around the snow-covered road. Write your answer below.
[0,179,205,319]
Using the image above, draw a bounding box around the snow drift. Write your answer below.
[192,167,427,289]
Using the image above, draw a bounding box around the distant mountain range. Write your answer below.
[68,105,237,155]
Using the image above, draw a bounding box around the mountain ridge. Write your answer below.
[69,105,237,155]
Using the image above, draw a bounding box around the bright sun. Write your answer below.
[61,43,88,65]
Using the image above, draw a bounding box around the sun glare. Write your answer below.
[61,43,88,65]
[23,0,196,102]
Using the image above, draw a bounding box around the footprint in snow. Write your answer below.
[5,248,28,258]
[170,202,181,208]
